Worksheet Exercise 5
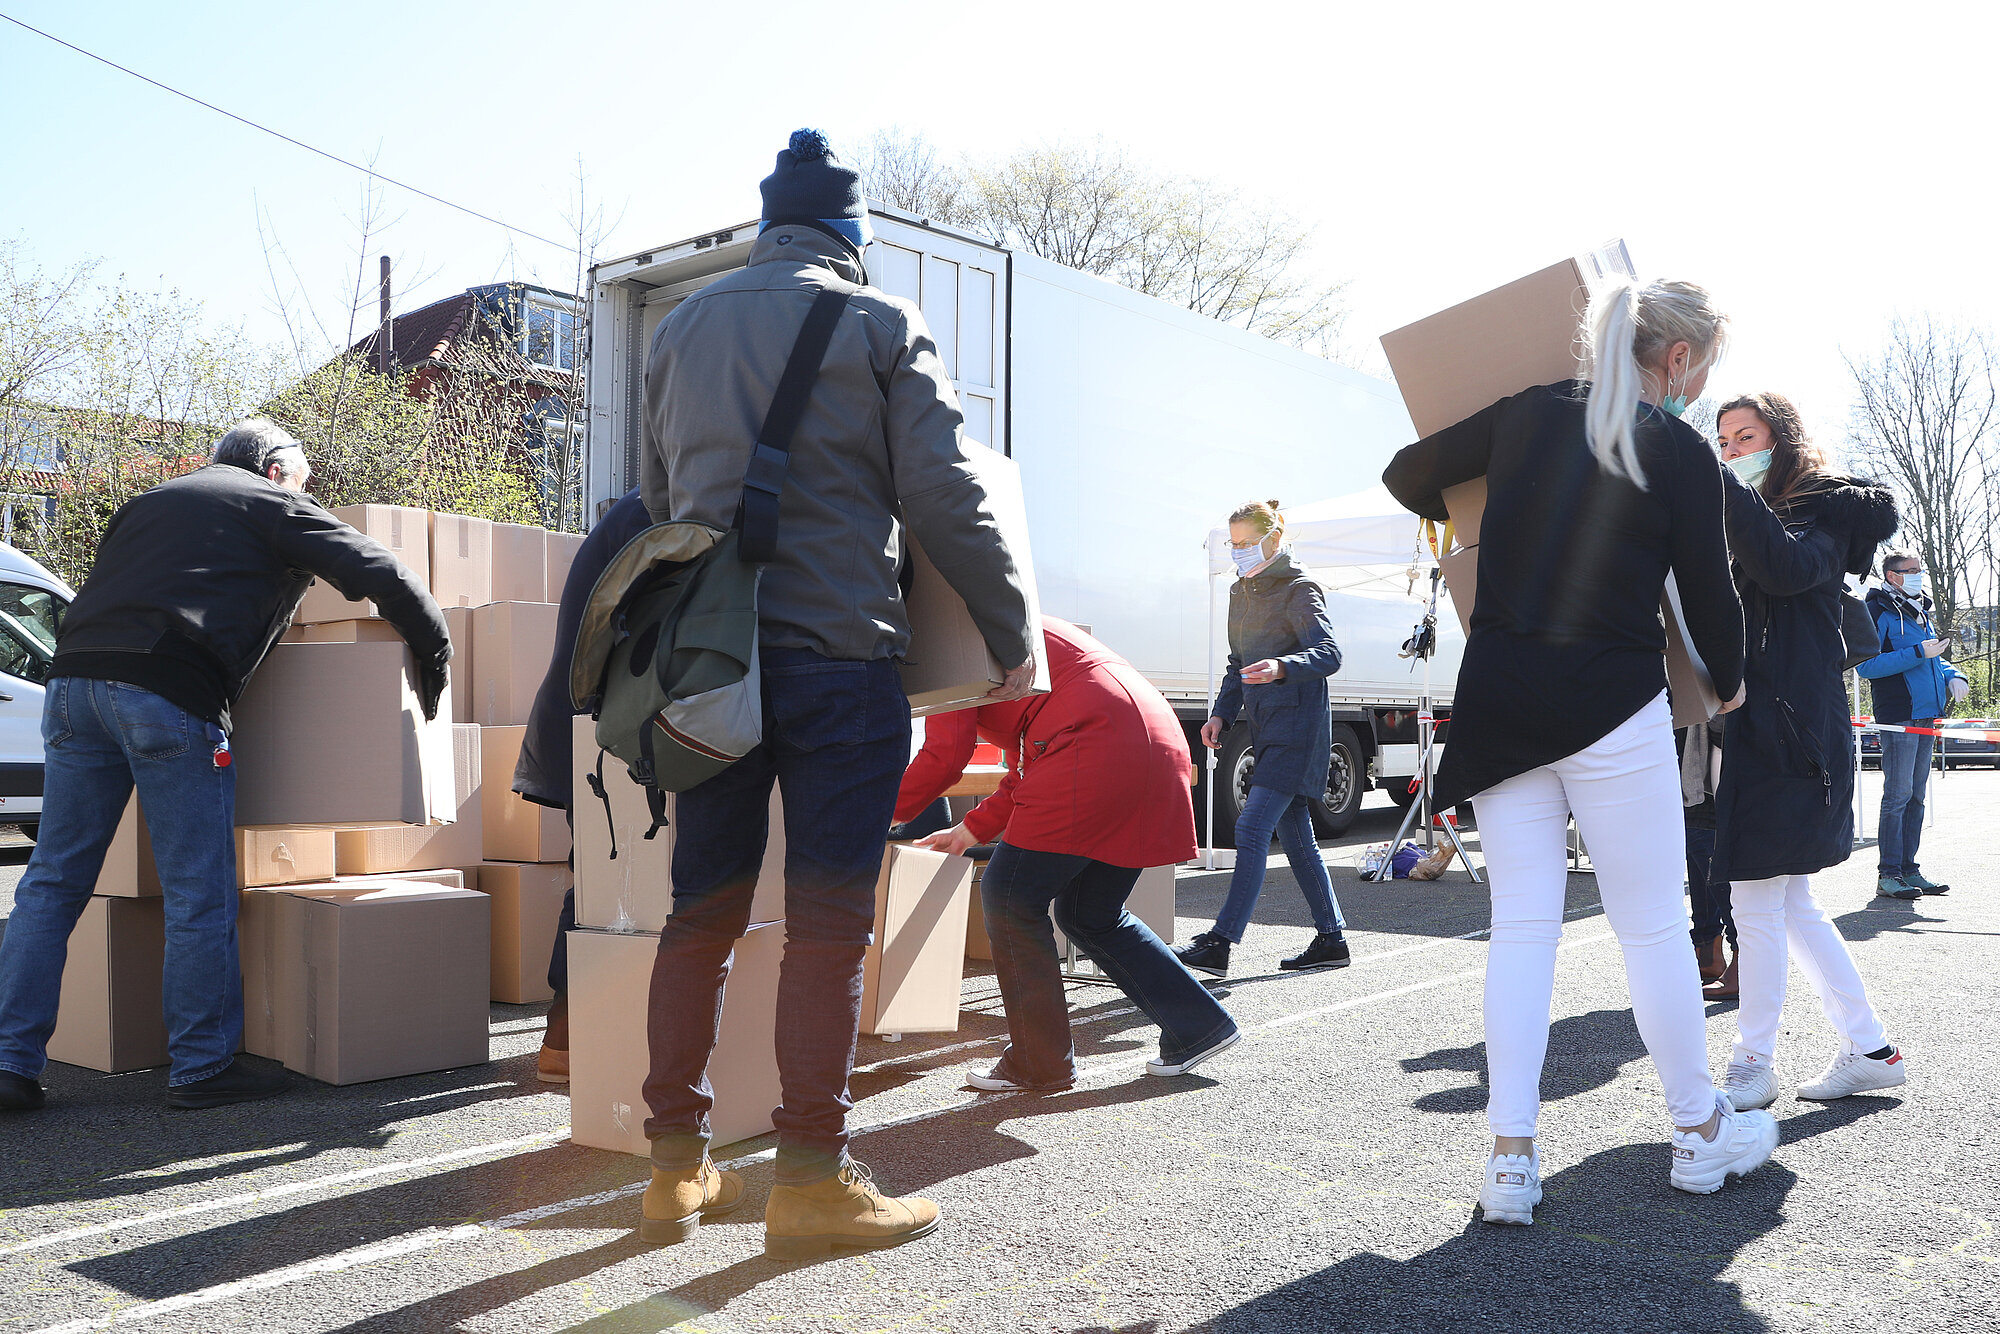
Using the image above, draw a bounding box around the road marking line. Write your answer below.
[24,920,1624,1330]
[0,1131,566,1258]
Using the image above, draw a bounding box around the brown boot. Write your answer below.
[764,1159,940,1259]
[641,1158,745,1245]
[1702,951,1739,1002]
[536,1045,569,1085]
[1695,936,1726,984]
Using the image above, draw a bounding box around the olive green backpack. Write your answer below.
[568,281,854,851]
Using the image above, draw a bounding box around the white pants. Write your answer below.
[1471,693,1715,1136]
[1729,874,1887,1066]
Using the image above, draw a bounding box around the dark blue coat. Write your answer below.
[512,489,653,809]
[1211,552,1343,799]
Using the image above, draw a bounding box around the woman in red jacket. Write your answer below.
[907,617,1240,1090]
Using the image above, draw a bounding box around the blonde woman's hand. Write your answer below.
[1241,658,1287,685]
[1200,717,1224,749]
[1717,683,1748,716]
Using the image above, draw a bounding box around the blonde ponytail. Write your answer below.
[1583,277,1728,490]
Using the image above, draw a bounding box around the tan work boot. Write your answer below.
[536,1044,569,1085]
[640,1158,745,1245]
[764,1159,940,1259]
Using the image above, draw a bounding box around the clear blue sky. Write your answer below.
[5,0,1997,447]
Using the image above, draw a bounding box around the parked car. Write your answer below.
[1939,717,2000,769]
[1857,717,1880,768]
[0,541,75,835]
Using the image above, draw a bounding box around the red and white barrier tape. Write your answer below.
[1852,719,2000,742]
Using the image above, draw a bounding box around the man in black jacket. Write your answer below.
[0,419,450,1112]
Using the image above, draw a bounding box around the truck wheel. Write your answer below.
[1309,725,1366,836]
[1216,723,1258,848]
[1383,777,1419,809]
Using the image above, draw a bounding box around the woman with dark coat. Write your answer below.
[909,617,1239,1088]
[1710,391,1907,1111]
[1174,500,1350,980]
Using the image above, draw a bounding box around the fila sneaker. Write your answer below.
[1798,1047,1907,1100]
[1720,1056,1777,1110]
[1479,1146,1542,1225]
[1669,1095,1778,1195]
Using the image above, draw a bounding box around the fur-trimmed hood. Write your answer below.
[1779,473,1899,576]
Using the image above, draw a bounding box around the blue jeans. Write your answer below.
[643,649,910,1185]
[1215,784,1345,943]
[1683,824,1736,948]
[1877,728,1934,878]
[982,843,1237,1088]
[0,678,239,1086]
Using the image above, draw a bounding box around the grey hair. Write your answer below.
[213,418,307,481]
[1881,548,1920,572]
[1583,278,1729,490]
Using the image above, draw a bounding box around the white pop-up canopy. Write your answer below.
[1204,484,1433,602]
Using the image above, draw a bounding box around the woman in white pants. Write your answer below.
[1712,393,1905,1107]
[1384,277,1779,1225]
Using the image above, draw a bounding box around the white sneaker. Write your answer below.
[1479,1147,1542,1225]
[1146,1028,1241,1077]
[1670,1096,1779,1195]
[1720,1059,1777,1111]
[1798,1047,1906,1100]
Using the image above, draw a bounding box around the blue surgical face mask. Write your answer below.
[1901,570,1926,598]
[1230,542,1268,577]
[1727,449,1772,488]
[1661,394,1690,417]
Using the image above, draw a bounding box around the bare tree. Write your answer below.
[1845,315,1998,639]
[848,128,978,230]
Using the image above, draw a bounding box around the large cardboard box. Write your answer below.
[97,797,146,897]
[328,724,484,873]
[480,725,571,863]
[256,883,490,1085]
[232,641,457,826]
[546,530,586,602]
[860,845,974,1036]
[444,606,476,725]
[568,921,785,1156]
[47,896,167,1072]
[283,620,405,645]
[965,861,1176,961]
[479,862,568,1003]
[571,715,783,930]
[472,602,559,727]
[294,505,430,624]
[430,512,494,610]
[899,442,1050,717]
[491,523,548,606]
[236,826,338,888]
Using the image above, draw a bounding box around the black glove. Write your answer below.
[418,648,451,722]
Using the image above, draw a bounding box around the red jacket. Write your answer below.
[895,617,1195,868]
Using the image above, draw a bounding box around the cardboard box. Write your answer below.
[568,921,785,1156]
[965,861,1176,961]
[444,606,476,725]
[480,725,571,863]
[491,523,548,606]
[232,641,457,827]
[328,868,468,891]
[479,862,569,1003]
[1380,258,1594,441]
[283,620,406,645]
[236,826,338,888]
[96,797,146,897]
[899,442,1050,717]
[430,512,494,610]
[571,716,784,930]
[295,505,430,624]
[546,530,586,602]
[259,883,491,1085]
[472,601,559,727]
[47,896,167,1072]
[860,845,974,1035]
[1441,477,1487,549]
[328,724,484,873]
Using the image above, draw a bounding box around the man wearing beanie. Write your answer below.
[636,129,1035,1256]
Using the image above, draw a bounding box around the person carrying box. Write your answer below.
[0,419,450,1113]
[634,130,1034,1256]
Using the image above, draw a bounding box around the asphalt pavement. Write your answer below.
[1,764,1995,1333]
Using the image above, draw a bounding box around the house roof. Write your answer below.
[350,291,478,370]
[348,282,578,386]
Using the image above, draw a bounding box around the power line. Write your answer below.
[0,11,573,254]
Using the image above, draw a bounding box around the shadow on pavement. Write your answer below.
[1399,1007,1650,1115]
[1833,899,1949,943]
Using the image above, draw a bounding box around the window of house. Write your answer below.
[523,299,582,372]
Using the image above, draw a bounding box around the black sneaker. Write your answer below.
[1174,932,1232,978]
[1280,932,1352,971]
[167,1056,290,1110]
[0,1070,45,1112]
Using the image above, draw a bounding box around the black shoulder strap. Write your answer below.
[738,279,858,564]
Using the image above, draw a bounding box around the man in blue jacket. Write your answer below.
[1858,549,1967,899]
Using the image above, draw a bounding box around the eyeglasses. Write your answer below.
[1889,566,1923,576]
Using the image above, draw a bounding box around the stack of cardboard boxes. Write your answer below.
[45,506,588,1086]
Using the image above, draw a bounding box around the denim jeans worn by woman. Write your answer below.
[981,844,1237,1088]
[1875,728,1935,883]
[0,678,242,1086]
[1213,785,1346,943]
[642,649,910,1187]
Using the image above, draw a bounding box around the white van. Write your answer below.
[0,541,74,832]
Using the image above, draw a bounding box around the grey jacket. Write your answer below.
[642,226,1031,668]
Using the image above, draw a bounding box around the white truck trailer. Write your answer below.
[583,208,1460,839]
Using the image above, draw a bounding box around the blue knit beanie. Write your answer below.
[760,129,872,252]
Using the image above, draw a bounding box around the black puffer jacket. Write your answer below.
[1712,469,1898,881]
